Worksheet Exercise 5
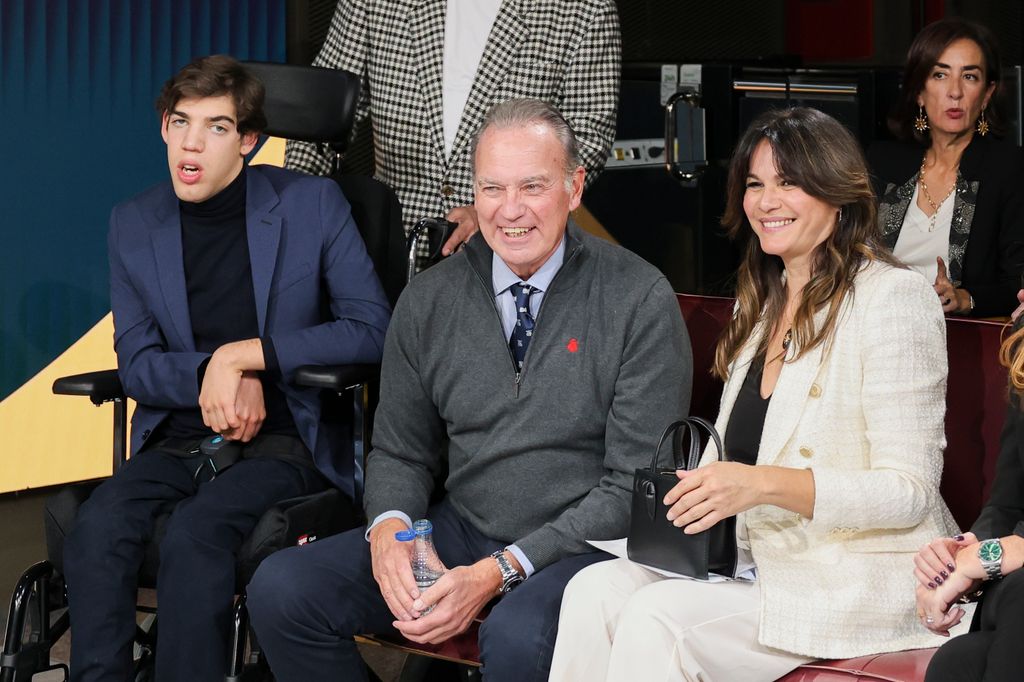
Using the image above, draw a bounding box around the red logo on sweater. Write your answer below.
[567,338,579,353]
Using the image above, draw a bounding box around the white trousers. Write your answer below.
[548,558,813,682]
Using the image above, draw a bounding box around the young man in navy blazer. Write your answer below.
[62,55,390,682]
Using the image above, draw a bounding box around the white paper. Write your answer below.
[587,538,755,583]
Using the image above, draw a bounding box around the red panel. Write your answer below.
[942,317,1008,529]
[923,0,946,25]
[675,294,733,420]
[785,0,873,62]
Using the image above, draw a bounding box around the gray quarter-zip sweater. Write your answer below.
[364,222,692,571]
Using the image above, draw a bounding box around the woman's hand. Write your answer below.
[663,462,765,534]
[1011,288,1024,323]
[950,537,1024,583]
[915,578,969,637]
[914,533,976,589]
[933,257,971,314]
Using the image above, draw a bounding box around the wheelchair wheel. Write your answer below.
[131,613,157,681]
[133,659,154,682]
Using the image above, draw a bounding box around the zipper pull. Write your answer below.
[514,372,521,398]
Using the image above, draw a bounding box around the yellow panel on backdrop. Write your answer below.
[0,314,133,493]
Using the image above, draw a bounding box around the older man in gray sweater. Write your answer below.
[248,99,692,682]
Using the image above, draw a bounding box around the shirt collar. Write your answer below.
[492,236,566,297]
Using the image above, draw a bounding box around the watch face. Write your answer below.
[980,540,1004,563]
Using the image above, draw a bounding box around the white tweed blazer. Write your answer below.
[706,260,958,659]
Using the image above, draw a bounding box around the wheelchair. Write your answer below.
[4,65,360,682]
[1,61,458,682]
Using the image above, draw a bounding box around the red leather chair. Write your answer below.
[361,295,1011,681]
[675,294,734,420]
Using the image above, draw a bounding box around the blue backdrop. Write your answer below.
[0,0,287,400]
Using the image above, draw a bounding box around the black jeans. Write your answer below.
[247,498,611,682]
[63,437,326,682]
[925,569,1024,682]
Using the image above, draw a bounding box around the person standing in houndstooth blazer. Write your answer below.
[285,0,620,260]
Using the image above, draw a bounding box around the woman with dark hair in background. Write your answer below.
[915,305,1024,682]
[548,107,955,682]
[868,18,1024,318]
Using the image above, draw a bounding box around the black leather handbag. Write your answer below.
[626,416,738,580]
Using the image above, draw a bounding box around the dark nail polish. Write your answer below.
[928,582,936,589]
[940,570,948,579]
[954,534,965,541]
[935,576,944,584]
[947,563,955,572]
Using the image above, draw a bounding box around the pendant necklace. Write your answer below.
[918,156,958,232]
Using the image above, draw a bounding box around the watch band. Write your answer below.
[491,550,524,594]
[979,538,1004,581]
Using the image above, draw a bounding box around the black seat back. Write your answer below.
[242,61,359,151]
[243,61,406,307]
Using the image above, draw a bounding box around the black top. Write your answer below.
[724,354,770,466]
[867,135,1024,318]
[154,168,298,441]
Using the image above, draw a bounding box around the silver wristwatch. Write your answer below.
[491,550,524,594]
[978,538,1004,581]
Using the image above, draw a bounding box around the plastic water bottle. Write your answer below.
[395,518,444,614]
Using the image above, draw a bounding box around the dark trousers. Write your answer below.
[926,569,1024,682]
[247,499,610,682]
[63,440,326,682]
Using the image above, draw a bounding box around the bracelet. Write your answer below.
[957,588,984,604]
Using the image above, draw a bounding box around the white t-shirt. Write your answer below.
[442,0,503,158]
[892,182,954,285]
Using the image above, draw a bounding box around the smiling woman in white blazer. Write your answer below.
[549,108,958,682]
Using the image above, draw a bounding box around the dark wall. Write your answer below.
[614,0,1022,67]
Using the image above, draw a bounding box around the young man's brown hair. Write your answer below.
[155,54,267,136]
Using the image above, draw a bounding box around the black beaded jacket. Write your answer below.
[867,135,1024,318]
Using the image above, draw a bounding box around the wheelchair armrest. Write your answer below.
[293,364,380,392]
[52,370,125,406]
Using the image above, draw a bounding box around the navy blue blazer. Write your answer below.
[107,164,391,495]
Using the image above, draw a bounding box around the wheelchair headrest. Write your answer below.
[241,61,360,154]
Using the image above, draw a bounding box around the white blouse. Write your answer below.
[892,182,954,284]
[441,0,503,158]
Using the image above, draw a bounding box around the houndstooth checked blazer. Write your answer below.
[285,0,621,239]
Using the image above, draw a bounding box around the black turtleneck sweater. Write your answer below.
[154,167,297,441]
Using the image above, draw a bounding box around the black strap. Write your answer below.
[149,434,309,484]
[650,417,725,471]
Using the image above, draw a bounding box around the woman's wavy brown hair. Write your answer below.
[713,107,899,380]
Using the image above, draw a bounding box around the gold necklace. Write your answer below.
[918,156,958,232]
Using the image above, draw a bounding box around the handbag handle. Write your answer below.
[650,416,725,472]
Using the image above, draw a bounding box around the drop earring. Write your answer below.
[914,105,929,133]
[977,108,990,136]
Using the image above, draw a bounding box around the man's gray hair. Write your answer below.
[470,98,582,186]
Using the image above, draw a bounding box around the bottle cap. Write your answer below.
[394,529,415,541]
